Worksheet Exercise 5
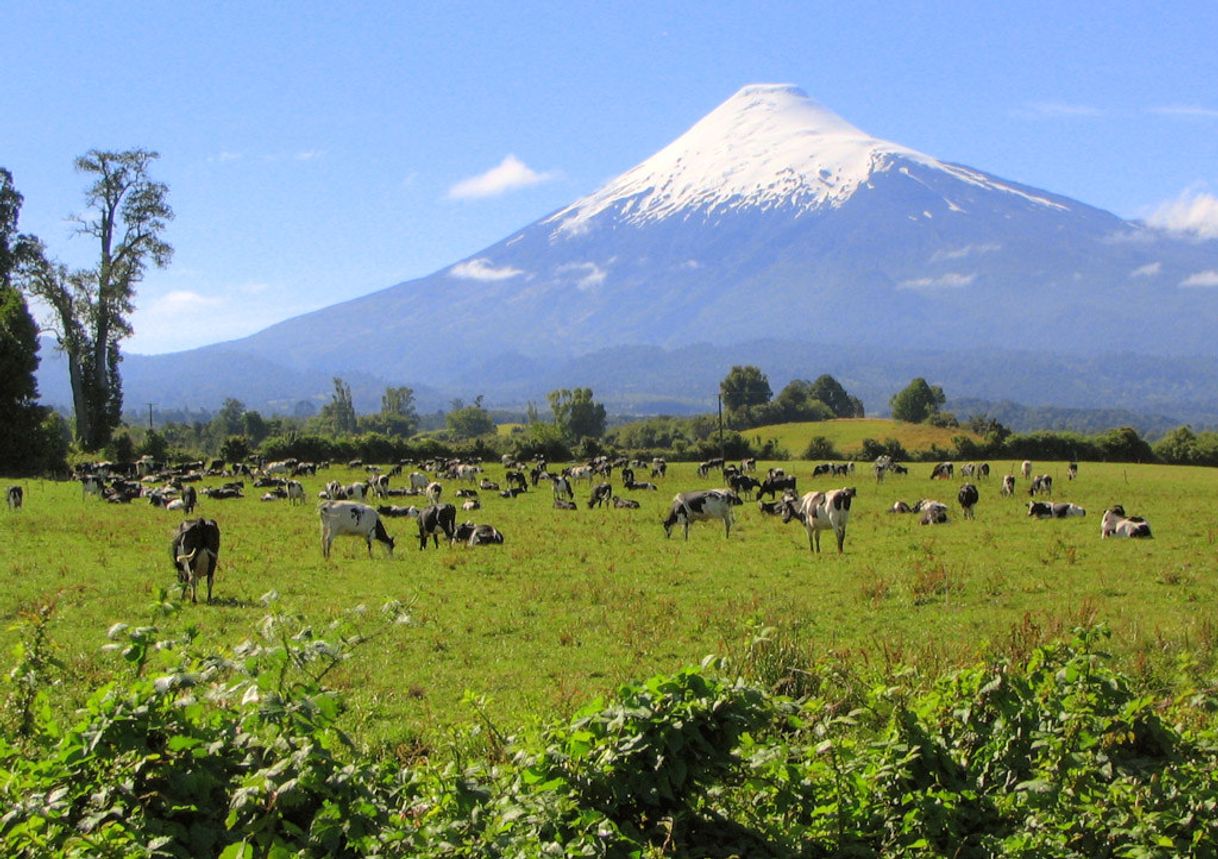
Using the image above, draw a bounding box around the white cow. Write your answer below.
[286,480,305,505]
[319,501,395,558]
[408,471,430,491]
[783,487,856,553]
[662,489,743,540]
[1021,460,1033,480]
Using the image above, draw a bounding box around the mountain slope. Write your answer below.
[38,84,1218,416]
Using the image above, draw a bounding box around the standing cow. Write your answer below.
[319,501,395,559]
[171,518,221,603]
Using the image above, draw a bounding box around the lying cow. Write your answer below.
[1027,501,1086,519]
[1101,505,1152,539]
[319,501,395,559]
[376,504,421,518]
[612,495,640,509]
[919,501,949,525]
[171,518,221,603]
[662,489,742,540]
[454,521,504,546]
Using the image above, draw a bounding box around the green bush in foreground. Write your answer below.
[2,605,1216,857]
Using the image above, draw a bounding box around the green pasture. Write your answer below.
[746,417,978,456]
[1,458,1215,753]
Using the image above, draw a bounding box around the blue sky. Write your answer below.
[4,1,1216,353]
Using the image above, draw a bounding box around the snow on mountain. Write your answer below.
[547,84,1065,236]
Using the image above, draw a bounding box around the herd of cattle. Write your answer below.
[4,452,1153,604]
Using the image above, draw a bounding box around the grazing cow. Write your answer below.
[554,498,578,510]
[812,463,832,477]
[7,486,23,510]
[957,483,979,519]
[425,481,443,506]
[919,502,949,525]
[369,474,390,497]
[587,482,613,509]
[170,518,221,603]
[697,457,725,478]
[650,459,668,478]
[417,503,457,549]
[567,465,594,485]
[319,501,395,559]
[552,475,574,502]
[741,457,757,472]
[662,489,742,540]
[1029,475,1053,497]
[612,495,640,509]
[454,521,505,546]
[978,463,991,479]
[1000,474,1016,497]
[505,470,528,493]
[408,471,430,492]
[960,463,975,478]
[285,480,305,506]
[758,474,797,500]
[782,487,856,554]
[1067,462,1079,481]
[1021,460,1033,479]
[930,462,954,480]
[455,464,481,483]
[1101,505,1152,539]
[1027,501,1086,519]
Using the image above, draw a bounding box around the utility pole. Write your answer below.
[717,393,725,462]
[146,403,156,431]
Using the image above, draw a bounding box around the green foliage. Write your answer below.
[890,377,947,423]
[801,434,841,460]
[547,387,607,441]
[720,365,773,428]
[445,397,496,439]
[859,436,909,462]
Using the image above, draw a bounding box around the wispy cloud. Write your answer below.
[930,243,1001,262]
[1146,189,1218,240]
[558,261,608,290]
[1181,269,1218,288]
[449,258,525,281]
[1130,261,1161,278]
[1150,105,1218,119]
[1011,101,1104,120]
[294,149,324,161]
[897,272,975,290]
[448,154,558,200]
[208,151,243,163]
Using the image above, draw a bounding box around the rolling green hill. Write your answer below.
[744,417,978,458]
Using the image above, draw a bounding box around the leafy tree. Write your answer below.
[220,435,250,463]
[771,380,835,423]
[720,365,773,429]
[319,377,357,435]
[360,385,417,437]
[446,395,495,439]
[241,409,269,445]
[22,150,172,450]
[1154,426,1199,465]
[548,387,607,440]
[806,374,864,418]
[889,377,946,423]
[802,435,841,460]
[0,169,52,474]
[138,429,169,460]
[209,398,246,440]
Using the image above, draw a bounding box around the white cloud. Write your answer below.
[1150,105,1218,119]
[557,262,607,290]
[1012,101,1104,119]
[295,150,324,161]
[897,272,975,290]
[448,154,558,200]
[449,258,524,281]
[1146,189,1218,239]
[1180,269,1218,288]
[930,243,1001,262]
[1130,261,1161,278]
[208,151,243,163]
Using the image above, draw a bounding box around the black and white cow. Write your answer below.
[171,518,221,603]
[1028,475,1053,496]
[919,501,949,525]
[1101,505,1152,539]
[1067,462,1079,481]
[376,504,421,518]
[1000,474,1016,497]
[554,497,578,510]
[782,487,856,554]
[285,480,305,506]
[417,503,457,549]
[587,482,613,508]
[757,474,797,500]
[612,495,640,509]
[662,489,742,539]
[6,486,22,510]
[319,501,395,559]
[930,462,954,480]
[1027,501,1086,519]
[957,483,979,519]
[454,521,505,546]
[552,475,574,502]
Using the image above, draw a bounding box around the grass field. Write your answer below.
[746,417,978,457]
[1,456,1215,755]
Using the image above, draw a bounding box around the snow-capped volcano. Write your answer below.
[51,83,1218,416]
[549,83,1064,235]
